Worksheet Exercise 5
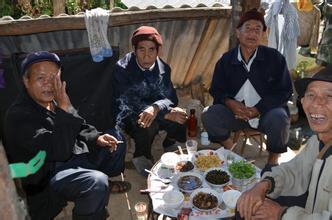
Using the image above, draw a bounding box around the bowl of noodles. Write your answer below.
[194,150,223,171]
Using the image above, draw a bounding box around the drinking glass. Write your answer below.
[134,201,148,220]
[185,139,198,159]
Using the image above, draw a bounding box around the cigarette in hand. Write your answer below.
[116,141,124,144]
[139,121,145,127]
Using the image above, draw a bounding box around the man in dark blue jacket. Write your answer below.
[111,26,187,175]
[202,9,293,169]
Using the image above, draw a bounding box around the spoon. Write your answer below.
[144,169,172,184]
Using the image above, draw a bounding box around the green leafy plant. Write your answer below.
[295,61,309,79]
[66,0,81,15]
[0,0,14,17]
[114,0,127,9]
[229,160,255,179]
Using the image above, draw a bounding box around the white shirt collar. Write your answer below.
[237,46,258,72]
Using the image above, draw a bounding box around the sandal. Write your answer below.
[109,181,131,194]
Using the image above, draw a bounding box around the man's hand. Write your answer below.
[138,105,159,128]
[225,99,260,121]
[225,99,250,121]
[246,107,260,119]
[164,107,188,124]
[237,181,270,220]
[54,70,72,112]
[252,199,283,220]
[96,134,120,152]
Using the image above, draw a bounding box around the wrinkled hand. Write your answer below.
[138,105,159,128]
[252,199,283,220]
[164,107,188,124]
[96,134,120,152]
[225,99,250,121]
[237,181,269,220]
[54,70,72,112]
[246,107,260,119]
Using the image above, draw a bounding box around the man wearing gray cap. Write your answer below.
[3,51,129,219]
[236,65,332,220]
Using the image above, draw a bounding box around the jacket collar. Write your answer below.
[18,89,55,115]
[231,45,265,65]
[125,52,166,75]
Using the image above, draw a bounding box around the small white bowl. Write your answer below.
[161,152,180,168]
[222,189,241,209]
[162,190,184,209]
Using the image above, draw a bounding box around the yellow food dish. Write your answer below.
[195,155,222,171]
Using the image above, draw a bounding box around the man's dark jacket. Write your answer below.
[210,45,293,115]
[3,90,100,218]
[111,52,178,124]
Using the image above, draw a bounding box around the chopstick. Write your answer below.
[140,189,168,193]
[178,146,184,155]
[229,143,237,151]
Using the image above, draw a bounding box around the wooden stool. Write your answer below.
[233,128,266,156]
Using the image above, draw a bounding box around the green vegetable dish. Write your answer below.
[228,160,255,179]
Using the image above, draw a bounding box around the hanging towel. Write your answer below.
[84,8,113,62]
[265,0,300,69]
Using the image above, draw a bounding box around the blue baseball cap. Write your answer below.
[21,51,61,75]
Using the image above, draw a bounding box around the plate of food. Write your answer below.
[204,167,230,189]
[190,188,220,211]
[176,172,203,193]
[194,150,224,171]
[175,160,195,173]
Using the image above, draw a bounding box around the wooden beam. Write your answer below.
[230,0,243,49]
[53,0,66,16]
[0,7,231,36]
[183,18,219,86]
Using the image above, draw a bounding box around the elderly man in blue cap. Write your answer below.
[3,51,130,220]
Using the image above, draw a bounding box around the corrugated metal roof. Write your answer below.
[122,0,230,9]
[0,3,229,22]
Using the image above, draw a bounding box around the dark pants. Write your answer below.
[202,104,290,153]
[48,128,126,220]
[124,117,186,159]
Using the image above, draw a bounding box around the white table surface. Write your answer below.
[147,147,261,219]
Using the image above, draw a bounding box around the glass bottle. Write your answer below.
[187,109,197,137]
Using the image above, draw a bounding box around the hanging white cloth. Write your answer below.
[84,8,113,62]
[264,0,300,69]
